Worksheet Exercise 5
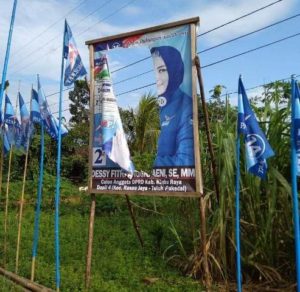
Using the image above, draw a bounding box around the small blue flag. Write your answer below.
[292,79,300,176]
[38,78,59,139]
[19,92,33,151]
[3,128,11,155]
[0,111,11,155]
[4,94,21,148]
[37,77,68,140]
[238,77,274,178]
[63,20,87,86]
[31,88,42,124]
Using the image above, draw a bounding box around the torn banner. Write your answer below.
[92,52,134,174]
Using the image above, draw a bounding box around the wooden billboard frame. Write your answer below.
[86,17,202,198]
[84,17,214,290]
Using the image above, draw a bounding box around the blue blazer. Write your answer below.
[154,89,195,167]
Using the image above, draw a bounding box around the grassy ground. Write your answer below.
[0,177,204,291]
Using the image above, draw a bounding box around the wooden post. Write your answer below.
[190,24,211,288]
[195,55,220,203]
[15,90,32,274]
[125,195,144,248]
[85,194,96,289]
[85,43,96,290]
[15,140,30,273]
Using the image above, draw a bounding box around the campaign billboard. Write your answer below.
[86,18,202,197]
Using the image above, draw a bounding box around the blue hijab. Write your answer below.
[150,46,184,101]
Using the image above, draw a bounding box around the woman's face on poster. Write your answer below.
[153,54,169,96]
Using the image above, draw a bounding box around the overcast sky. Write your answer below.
[0,0,299,121]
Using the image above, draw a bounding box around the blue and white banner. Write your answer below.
[238,77,274,178]
[4,94,21,147]
[19,92,33,151]
[63,20,87,86]
[91,23,197,194]
[93,53,134,175]
[31,88,42,124]
[38,77,68,140]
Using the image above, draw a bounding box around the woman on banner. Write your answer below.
[150,46,194,167]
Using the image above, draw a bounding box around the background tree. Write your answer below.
[68,79,89,125]
[132,92,160,154]
[60,80,90,183]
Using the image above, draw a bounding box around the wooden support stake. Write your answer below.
[4,148,13,267]
[0,138,4,205]
[0,266,54,292]
[85,194,96,289]
[125,195,144,248]
[15,140,30,274]
[199,195,211,287]
[16,88,33,274]
[190,22,212,288]
[195,55,220,203]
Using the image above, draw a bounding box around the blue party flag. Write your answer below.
[63,20,87,86]
[0,111,10,155]
[238,77,274,178]
[3,128,11,155]
[4,94,21,147]
[37,77,68,140]
[31,88,42,124]
[0,118,11,155]
[38,78,59,139]
[19,92,33,151]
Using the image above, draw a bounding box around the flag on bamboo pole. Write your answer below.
[31,88,41,124]
[63,20,87,86]
[0,102,11,155]
[292,79,300,176]
[37,78,68,139]
[4,94,21,148]
[0,81,9,92]
[18,92,33,151]
[238,77,274,178]
[0,121,11,155]
[2,129,11,154]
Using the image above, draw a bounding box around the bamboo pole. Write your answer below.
[15,103,32,273]
[31,96,45,282]
[0,266,55,292]
[0,130,4,205]
[85,194,96,289]
[199,195,211,287]
[85,44,95,289]
[3,147,13,267]
[195,55,220,203]
[125,195,144,248]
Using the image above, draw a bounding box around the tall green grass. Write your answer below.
[189,82,295,286]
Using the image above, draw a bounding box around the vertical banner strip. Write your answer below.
[291,76,300,292]
[88,44,95,191]
[190,24,203,194]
